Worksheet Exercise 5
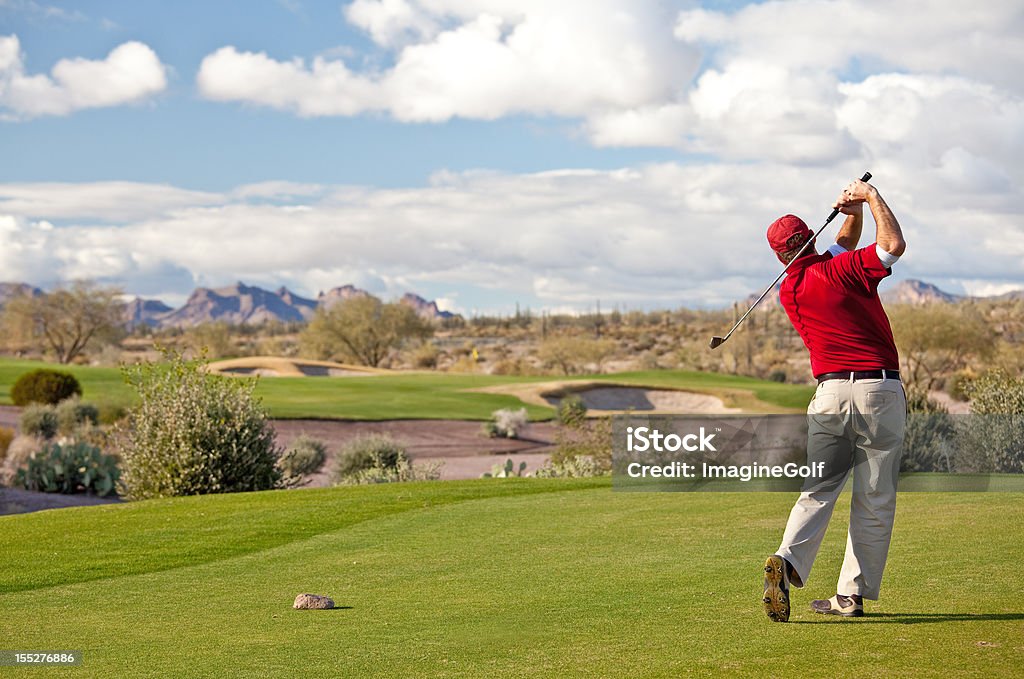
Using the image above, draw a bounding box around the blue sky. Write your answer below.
[1,0,681,189]
[1,1,1021,313]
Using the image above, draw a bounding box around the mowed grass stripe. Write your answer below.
[1,487,1022,677]
[0,358,814,420]
[0,478,605,594]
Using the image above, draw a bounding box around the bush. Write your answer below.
[551,415,612,472]
[20,404,58,439]
[768,370,788,383]
[11,369,82,406]
[96,401,128,425]
[279,435,328,487]
[556,395,588,427]
[0,426,13,461]
[116,350,282,500]
[955,371,1024,473]
[55,396,100,436]
[901,387,955,473]
[410,342,440,369]
[483,408,529,439]
[332,434,405,483]
[948,369,976,402]
[0,435,44,486]
[16,441,120,496]
[340,452,442,485]
[534,455,601,478]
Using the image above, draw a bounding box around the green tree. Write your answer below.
[889,304,995,391]
[2,281,124,363]
[538,335,616,375]
[300,296,432,367]
[185,322,234,359]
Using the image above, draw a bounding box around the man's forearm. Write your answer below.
[867,189,906,256]
[835,209,863,251]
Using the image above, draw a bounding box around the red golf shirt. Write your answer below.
[779,243,899,377]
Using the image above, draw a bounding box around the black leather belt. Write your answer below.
[816,369,900,384]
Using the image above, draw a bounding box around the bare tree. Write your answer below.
[3,282,124,363]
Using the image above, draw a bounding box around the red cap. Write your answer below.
[766,214,811,254]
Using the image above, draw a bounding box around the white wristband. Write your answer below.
[876,244,900,267]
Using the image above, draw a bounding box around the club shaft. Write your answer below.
[715,171,872,345]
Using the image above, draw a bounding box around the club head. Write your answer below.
[709,336,725,350]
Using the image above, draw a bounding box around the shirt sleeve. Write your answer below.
[814,243,892,294]
[827,243,849,258]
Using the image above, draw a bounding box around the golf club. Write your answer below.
[709,171,872,350]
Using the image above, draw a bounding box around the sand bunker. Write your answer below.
[207,356,386,378]
[476,381,741,415]
[546,387,739,414]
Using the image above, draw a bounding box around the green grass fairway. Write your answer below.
[2,481,1022,677]
[0,358,814,420]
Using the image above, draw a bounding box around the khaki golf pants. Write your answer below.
[776,376,907,600]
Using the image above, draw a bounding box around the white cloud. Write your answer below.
[0,34,167,119]
[593,0,1024,167]
[958,280,1024,298]
[0,182,223,220]
[192,0,1024,193]
[198,0,695,122]
[2,163,1021,310]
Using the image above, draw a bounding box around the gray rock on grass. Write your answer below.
[293,593,335,610]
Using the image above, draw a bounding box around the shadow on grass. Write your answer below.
[792,612,1024,625]
[290,606,354,612]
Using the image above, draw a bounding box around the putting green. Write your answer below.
[2,480,1022,677]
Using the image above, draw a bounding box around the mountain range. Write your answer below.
[2,277,1020,329]
[0,281,455,329]
[745,278,1022,310]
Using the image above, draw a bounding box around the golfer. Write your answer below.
[761,178,908,622]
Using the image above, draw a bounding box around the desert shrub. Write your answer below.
[538,336,616,375]
[483,408,529,439]
[947,369,976,402]
[901,387,955,473]
[768,370,788,383]
[279,435,328,487]
[11,369,82,406]
[447,356,479,373]
[20,404,58,440]
[637,351,661,371]
[16,441,120,496]
[490,358,537,376]
[410,342,440,369]
[116,350,281,500]
[341,452,442,485]
[55,396,100,436]
[556,395,588,427]
[550,415,612,472]
[0,435,44,486]
[534,455,601,478]
[333,434,405,482]
[955,371,1024,473]
[0,426,13,461]
[96,401,129,425]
